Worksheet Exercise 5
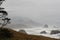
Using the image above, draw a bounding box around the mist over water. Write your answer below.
[1,0,60,28]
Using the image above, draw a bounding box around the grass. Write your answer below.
[0,27,59,40]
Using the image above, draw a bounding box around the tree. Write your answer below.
[0,0,5,6]
[0,11,8,18]
[0,0,11,28]
[0,10,11,27]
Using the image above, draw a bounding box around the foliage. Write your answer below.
[0,28,13,40]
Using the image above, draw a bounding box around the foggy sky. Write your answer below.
[2,0,60,26]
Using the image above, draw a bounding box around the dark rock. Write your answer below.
[50,30,60,34]
[40,31,47,34]
[44,24,48,28]
[19,29,27,34]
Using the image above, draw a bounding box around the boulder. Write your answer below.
[19,29,27,34]
[50,30,60,34]
[40,31,47,34]
[44,24,48,28]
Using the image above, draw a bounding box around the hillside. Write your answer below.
[0,27,60,40]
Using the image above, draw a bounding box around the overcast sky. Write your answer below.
[2,0,60,26]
